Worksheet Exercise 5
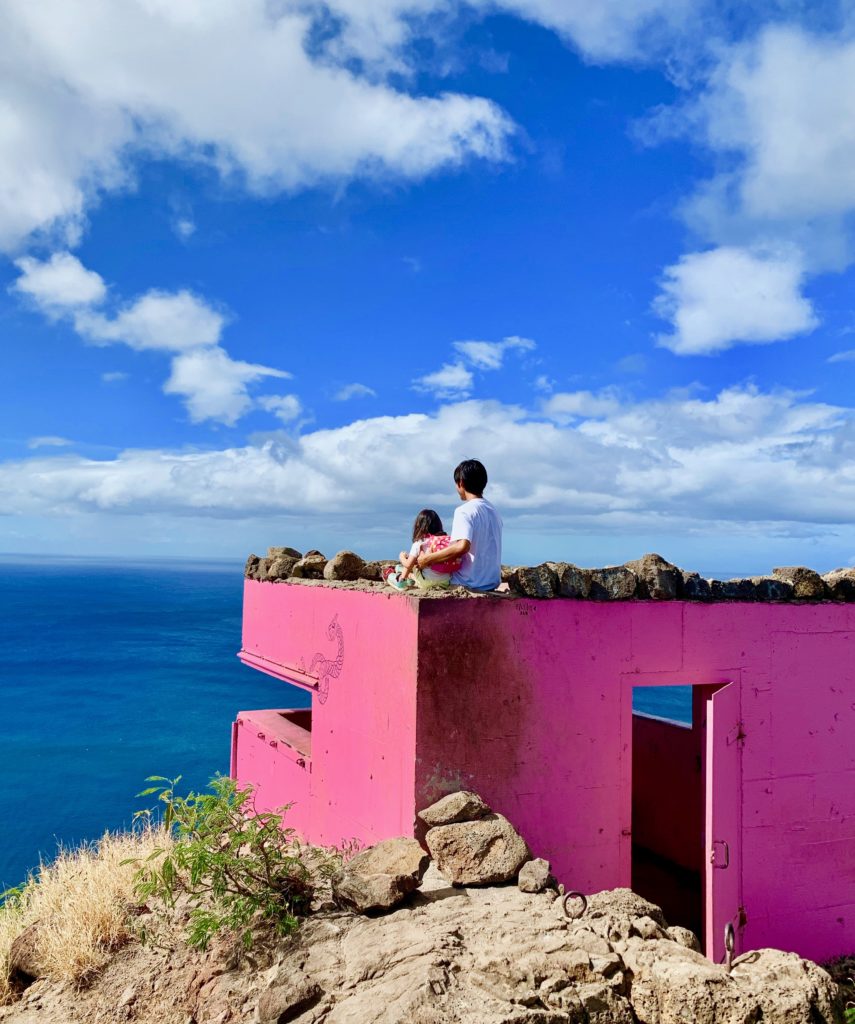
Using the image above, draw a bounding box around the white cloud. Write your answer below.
[653,246,818,355]
[412,361,474,398]
[164,348,291,426]
[453,334,535,370]
[76,290,225,353]
[27,435,73,449]
[2,387,853,541]
[696,27,855,226]
[334,383,377,401]
[323,0,697,66]
[257,394,302,423]
[828,350,855,364]
[0,0,513,252]
[101,371,128,383]
[11,253,292,425]
[485,0,696,63]
[174,218,196,240]
[542,390,621,420]
[13,252,106,309]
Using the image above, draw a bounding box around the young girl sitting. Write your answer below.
[384,509,464,591]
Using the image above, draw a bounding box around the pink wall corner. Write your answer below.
[239,581,422,849]
[414,598,635,894]
[413,598,855,962]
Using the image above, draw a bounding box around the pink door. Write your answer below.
[704,681,743,962]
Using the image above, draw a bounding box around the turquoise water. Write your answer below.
[0,556,310,890]
[0,556,689,889]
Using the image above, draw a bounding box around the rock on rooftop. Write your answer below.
[244,549,855,602]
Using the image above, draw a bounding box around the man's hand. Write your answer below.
[417,538,470,569]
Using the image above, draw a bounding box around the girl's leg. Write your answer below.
[411,568,451,590]
[383,566,415,590]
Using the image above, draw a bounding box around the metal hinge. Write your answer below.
[710,839,730,868]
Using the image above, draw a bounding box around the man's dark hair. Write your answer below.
[454,459,488,496]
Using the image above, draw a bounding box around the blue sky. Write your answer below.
[2,0,855,574]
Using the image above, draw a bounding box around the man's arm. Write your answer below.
[417,538,470,569]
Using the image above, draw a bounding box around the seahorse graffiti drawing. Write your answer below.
[302,614,344,704]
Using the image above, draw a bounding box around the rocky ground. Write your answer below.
[1,791,844,1024]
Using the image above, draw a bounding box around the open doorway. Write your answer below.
[630,681,743,961]
[631,686,704,940]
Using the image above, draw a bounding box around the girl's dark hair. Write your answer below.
[454,459,488,496]
[412,509,444,542]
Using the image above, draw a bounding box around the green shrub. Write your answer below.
[129,775,321,950]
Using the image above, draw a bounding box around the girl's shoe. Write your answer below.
[389,576,414,590]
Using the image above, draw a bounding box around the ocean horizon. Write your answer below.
[0,554,693,891]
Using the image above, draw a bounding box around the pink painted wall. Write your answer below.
[238,583,855,963]
[238,581,421,846]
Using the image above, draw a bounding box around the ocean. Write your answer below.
[0,556,689,890]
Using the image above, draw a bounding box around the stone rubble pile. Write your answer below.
[244,547,855,602]
[247,789,842,1024]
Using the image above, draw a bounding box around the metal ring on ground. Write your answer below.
[561,891,587,920]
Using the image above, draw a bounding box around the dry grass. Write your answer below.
[0,825,172,1004]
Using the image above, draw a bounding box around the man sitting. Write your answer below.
[417,459,502,591]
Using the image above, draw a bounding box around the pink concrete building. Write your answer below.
[233,580,855,965]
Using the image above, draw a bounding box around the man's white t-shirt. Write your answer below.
[450,498,502,590]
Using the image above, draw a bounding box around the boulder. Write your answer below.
[680,571,712,600]
[620,938,843,1024]
[500,564,518,584]
[346,837,429,880]
[730,947,844,1024]
[418,790,491,827]
[333,837,429,913]
[323,550,366,582]
[244,553,260,579]
[508,563,558,598]
[266,555,299,580]
[625,553,680,600]
[552,562,592,598]
[290,554,327,579]
[588,566,637,600]
[751,576,794,601]
[257,975,322,1024]
[254,557,271,581]
[666,925,701,952]
[517,857,552,893]
[304,549,325,558]
[710,577,757,601]
[425,813,530,885]
[359,560,388,582]
[773,566,827,600]
[822,567,855,601]
[267,546,302,560]
[583,888,668,943]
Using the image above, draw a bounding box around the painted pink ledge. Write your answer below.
[234,581,855,964]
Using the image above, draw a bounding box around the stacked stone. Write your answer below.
[244,547,855,602]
